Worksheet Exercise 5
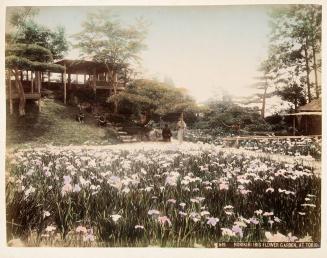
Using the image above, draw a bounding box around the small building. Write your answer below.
[6,59,127,104]
[286,98,322,135]
[54,59,126,104]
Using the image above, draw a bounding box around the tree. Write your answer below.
[6,44,64,115]
[14,21,68,60]
[266,5,321,103]
[200,100,269,133]
[74,11,148,112]
[276,80,306,111]
[6,7,68,60]
[6,7,66,115]
[108,79,199,121]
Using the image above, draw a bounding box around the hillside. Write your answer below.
[6,99,119,149]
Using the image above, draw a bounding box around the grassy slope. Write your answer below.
[6,99,119,149]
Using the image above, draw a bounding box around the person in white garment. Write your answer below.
[177,114,187,144]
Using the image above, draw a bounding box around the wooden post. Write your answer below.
[26,70,29,81]
[113,71,118,112]
[61,73,64,84]
[48,71,51,87]
[293,116,296,136]
[8,70,13,115]
[93,71,96,94]
[305,116,308,135]
[76,74,78,84]
[68,73,71,89]
[64,65,67,104]
[235,136,239,148]
[84,74,86,84]
[31,71,34,93]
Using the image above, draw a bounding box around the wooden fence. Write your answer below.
[222,135,321,146]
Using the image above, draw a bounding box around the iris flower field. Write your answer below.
[6,142,320,247]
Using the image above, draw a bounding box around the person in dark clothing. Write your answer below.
[98,114,106,127]
[162,124,172,142]
[76,111,85,123]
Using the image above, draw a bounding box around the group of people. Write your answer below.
[76,109,187,143]
[76,111,107,127]
[161,114,187,143]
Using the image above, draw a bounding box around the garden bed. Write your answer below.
[6,143,320,247]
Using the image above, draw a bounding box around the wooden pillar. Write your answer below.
[48,71,51,87]
[61,73,64,84]
[114,71,118,94]
[76,74,78,84]
[64,66,67,104]
[292,116,296,136]
[84,74,86,84]
[37,71,41,111]
[93,71,96,95]
[68,73,71,89]
[305,116,308,135]
[20,71,23,82]
[31,71,34,93]
[8,70,13,115]
[26,70,29,81]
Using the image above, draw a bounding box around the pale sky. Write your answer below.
[7,5,275,103]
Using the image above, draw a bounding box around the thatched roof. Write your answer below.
[298,98,321,112]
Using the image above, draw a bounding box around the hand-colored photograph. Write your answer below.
[4,3,322,248]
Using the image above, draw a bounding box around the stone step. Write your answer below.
[119,135,134,140]
[121,138,138,143]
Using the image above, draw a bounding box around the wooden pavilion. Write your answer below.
[54,59,126,104]
[6,66,64,115]
[6,59,127,114]
[285,98,322,135]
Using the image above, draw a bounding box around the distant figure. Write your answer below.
[76,111,85,123]
[98,114,106,127]
[162,124,172,142]
[177,114,187,144]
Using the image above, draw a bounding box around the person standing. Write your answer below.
[162,124,172,142]
[177,113,187,144]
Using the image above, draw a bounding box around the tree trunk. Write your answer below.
[14,68,26,116]
[37,71,42,111]
[63,65,67,104]
[8,70,13,115]
[312,47,320,99]
[106,66,118,114]
[113,71,118,113]
[304,37,312,102]
[261,81,268,119]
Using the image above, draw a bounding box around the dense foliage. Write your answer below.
[108,79,200,120]
[194,100,270,133]
[262,5,321,109]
